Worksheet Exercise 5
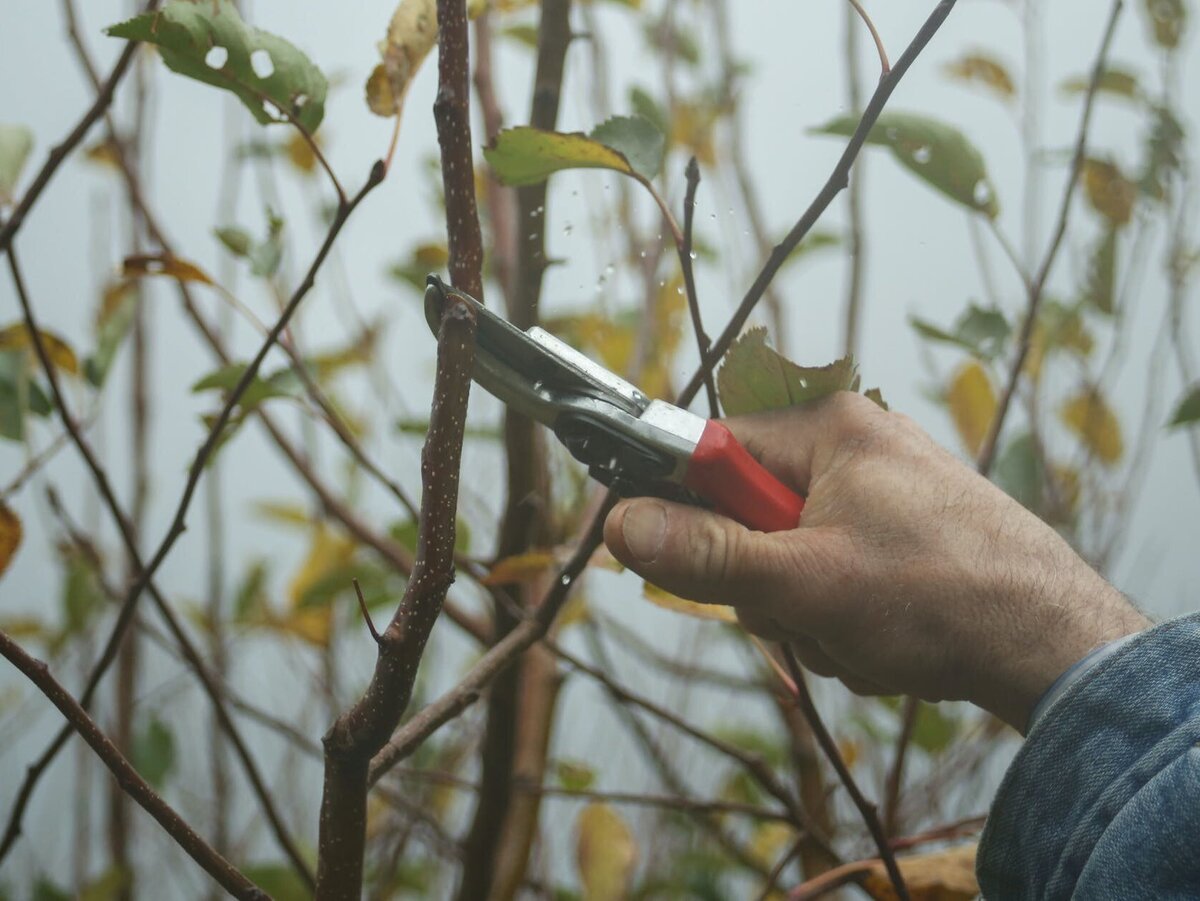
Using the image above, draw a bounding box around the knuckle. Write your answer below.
[690,517,739,584]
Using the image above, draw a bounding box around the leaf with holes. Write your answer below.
[0,124,33,204]
[1169,385,1200,427]
[484,127,638,187]
[643,582,737,623]
[576,803,637,901]
[1060,388,1123,465]
[366,0,437,118]
[107,0,327,132]
[0,502,21,580]
[717,327,860,417]
[814,111,998,217]
[590,115,665,180]
[1082,158,1136,226]
[123,253,215,285]
[943,52,1015,103]
[946,361,995,456]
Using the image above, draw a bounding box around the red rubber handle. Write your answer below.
[681,420,804,532]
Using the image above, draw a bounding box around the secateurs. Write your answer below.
[424,276,804,533]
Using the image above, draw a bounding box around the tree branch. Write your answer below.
[316,289,477,899]
[0,630,265,899]
[0,1,158,256]
[780,646,908,900]
[678,0,960,407]
[681,157,720,416]
[975,0,1123,475]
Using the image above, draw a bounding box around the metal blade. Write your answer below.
[423,276,648,423]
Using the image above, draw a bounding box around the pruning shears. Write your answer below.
[423,276,804,533]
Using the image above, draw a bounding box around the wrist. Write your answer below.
[976,574,1149,733]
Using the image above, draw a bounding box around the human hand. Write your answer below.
[603,393,1150,732]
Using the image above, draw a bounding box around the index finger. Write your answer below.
[721,391,889,496]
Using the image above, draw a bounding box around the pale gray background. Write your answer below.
[2,0,1198,896]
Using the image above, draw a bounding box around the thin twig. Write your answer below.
[354,578,382,645]
[0,164,384,872]
[681,157,720,416]
[780,646,909,900]
[0,2,158,255]
[847,0,891,77]
[678,0,960,407]
[0,630,265,899]
[975,0,1124,476]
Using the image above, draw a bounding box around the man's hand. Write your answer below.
[604,393,1150,732]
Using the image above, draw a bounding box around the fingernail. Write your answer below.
[622,501,667,564]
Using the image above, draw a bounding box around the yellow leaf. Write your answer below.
[1082,158,1136,227]
[367,0,439,119]
[84,137,124,170]
[483,550,557,586]
[643,582,737,623]
[0,503,23,579]
[122,254,214,285]
[484,127,635,187]
[749,821,793,870]
[670,101,717,166]
[946,361,996,456]
[0,324,79,375]
[413,242,449,268]
[0,617,46,640]
[284,130,319,173]
[1060,388,1123,465]
[862,843,978,901]
[556,593,590,632]
[576,803,637,901]
[283,524,357,647]
[943,53,1016,101]
[253,500,314,528]
[838,737,860,769]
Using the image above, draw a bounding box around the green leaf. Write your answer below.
[191,362,301,410]
[84,281,138,388]
[629,86,668,136]
[500,24,540,48]
[241,863,310,901]
[484,126,636,187]
[0,124,33,204]
[1140,105,1185,202]
[910,303,1010,360]
[0,351,28,442]
[1168,384,1200,427]
[131,717,175,788]
[234,559,271,622]
[590,115,665,181]
[389,516,472,556]
[813,111,998,217]
[717,327,859,417]
[78,868,131,901]
[107,0,327,133]
[32,878,71,901]
[911,703,958,754]
[214,226,253,257]
[1082,227,1118,314]
[1060,66,1142,101]
[555,759,597,792]
[395,416,501,441]
[995,433,1044,512]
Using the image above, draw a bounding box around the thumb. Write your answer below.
[604,498,802,607]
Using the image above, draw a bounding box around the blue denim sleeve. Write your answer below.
[977,612,1200,899]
